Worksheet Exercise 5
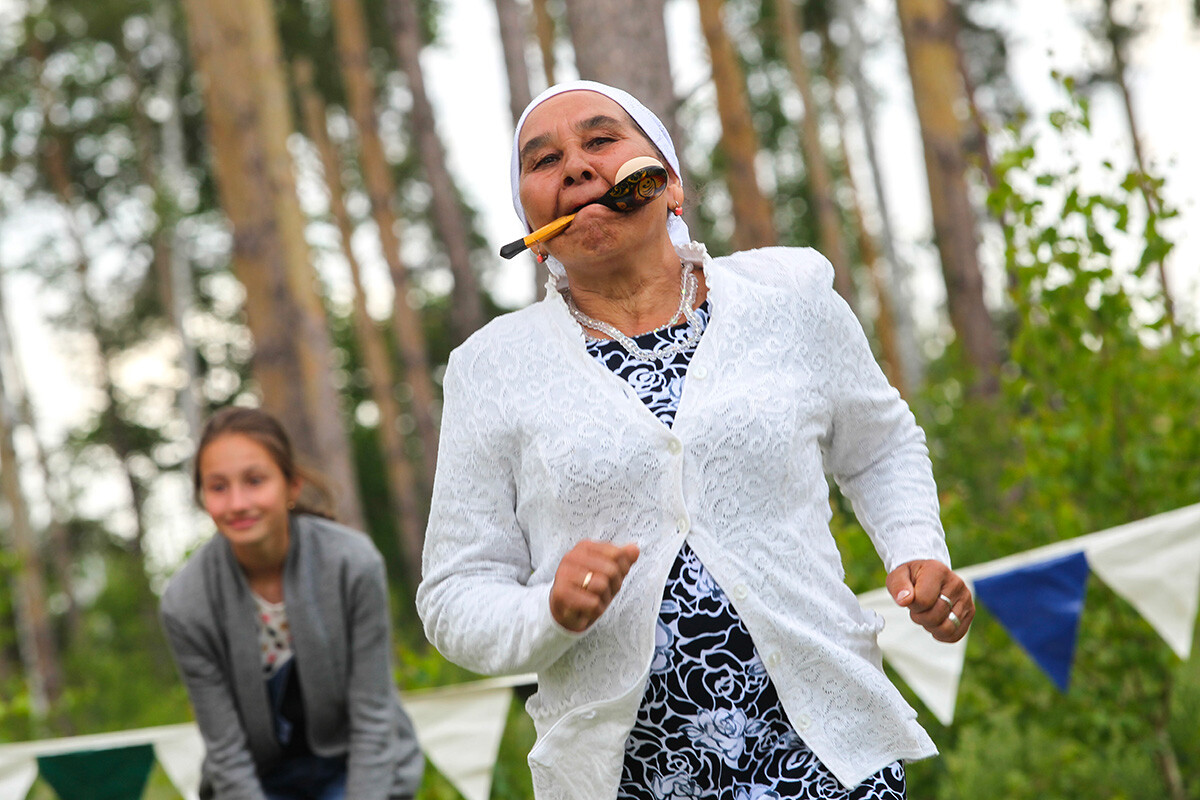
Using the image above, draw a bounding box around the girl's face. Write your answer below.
[198,433,299,554]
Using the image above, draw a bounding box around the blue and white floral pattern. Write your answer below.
[586,305,907,800]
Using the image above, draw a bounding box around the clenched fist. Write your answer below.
[550,540,640,632]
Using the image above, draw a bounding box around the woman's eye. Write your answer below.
[532,153,558,169]
[588,136,614,147]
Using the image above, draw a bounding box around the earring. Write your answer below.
[672,204,683,217]
[533,244,546,263]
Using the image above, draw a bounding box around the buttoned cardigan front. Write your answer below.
[418,243,950,799]
[161,514,424,800]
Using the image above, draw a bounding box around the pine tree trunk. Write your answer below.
[831,0,924,389]
[773,0,856,309]
[0,368,64,730]
[181,0,365,526]
[294,59,426,590]
[817,38,909,396]
[895,0,999,392]
[0,275,80,641]
[493,0,535,129]
[33,44,153,555]
[387,0,486,343]
[152,0,203,442]
[490,0,550,299]
[531,0,559,86]
[1101,0,1175,329]
[327,0,441,488]
[562,0,686,158]
[695,0,777,250]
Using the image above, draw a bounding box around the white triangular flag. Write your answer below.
[1084,506,1200,659]
[0,754,38,800]
[402,675,529,800]
[859,587,971,726]
[152,724,204,800]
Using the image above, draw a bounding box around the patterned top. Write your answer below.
[420,245,946,797]
[252,592,294,679]
[586,298,905,800]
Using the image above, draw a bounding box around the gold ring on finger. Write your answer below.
[581,571,594,591]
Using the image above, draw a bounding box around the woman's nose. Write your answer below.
[560,148,596,187]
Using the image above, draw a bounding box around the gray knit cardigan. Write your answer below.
[161,513,424,800]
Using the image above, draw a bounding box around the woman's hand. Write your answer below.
[550,540,640,632]
[886,559,974,643]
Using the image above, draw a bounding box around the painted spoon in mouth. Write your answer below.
[499,156,669,260]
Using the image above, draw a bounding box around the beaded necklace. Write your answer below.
[565,262,703,361]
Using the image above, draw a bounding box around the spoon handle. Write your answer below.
[499,212,578,259]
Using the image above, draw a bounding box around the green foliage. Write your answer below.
[883,84,1200,798]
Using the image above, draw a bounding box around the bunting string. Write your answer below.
[2,504,1197,798]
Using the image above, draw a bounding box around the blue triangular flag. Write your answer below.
[975,550,1090,691]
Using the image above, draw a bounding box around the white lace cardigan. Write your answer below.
[417,242,950,798]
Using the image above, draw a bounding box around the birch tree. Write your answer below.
[0,361,64,731]
[489,0,550,298]
[773,0,856,307]
[327,0,441,488]
[294,58,426,589]
[895,0,1000,391]
[387,0,486,342]
[562,0,686,158]
[181,0,365,525]
[696,0,778,249]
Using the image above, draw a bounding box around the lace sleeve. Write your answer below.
[809,253,951,572]
[416,347,582,675]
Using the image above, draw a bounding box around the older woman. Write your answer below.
[417,80,974,800]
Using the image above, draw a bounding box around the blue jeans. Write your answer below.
[260,753,347,800]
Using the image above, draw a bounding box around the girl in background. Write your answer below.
[161,407,423,800]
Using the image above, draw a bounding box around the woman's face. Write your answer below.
[198,433,298,554]
[517,91,672,267]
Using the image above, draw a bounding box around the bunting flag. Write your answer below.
[0,675,531,800]
[865,502,1200,722]
[974,551,1090,691]
[403,674,530,800]
[857,588,971,726]
[1,504,1197,798]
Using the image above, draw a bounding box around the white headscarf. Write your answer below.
[509,80,691,287]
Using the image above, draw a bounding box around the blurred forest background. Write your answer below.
[0,0,1198,797]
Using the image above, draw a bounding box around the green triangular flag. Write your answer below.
[38,743,154,800]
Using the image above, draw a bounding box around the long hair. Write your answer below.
[192,406,337,520]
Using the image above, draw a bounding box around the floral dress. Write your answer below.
[583,300,907,800]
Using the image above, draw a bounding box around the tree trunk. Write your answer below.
[0,367,64,730]
[895,0,999,392]
[181,0,364,526]
[0,274,80,641]
[831,0,924,389]
[33,42,153,555]
[817,47,909,397]
[153,0,203,442]
[490,0,550,299]
[1101,0,1175,330]
[493,0,535,129]
[386,0,486,343]
[562,0,687,161]
[773,0,856,309]
[294,58,426,590]
[327,0,441,488]
[531,0,559,86]
[695,0,777,250]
